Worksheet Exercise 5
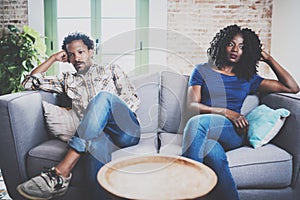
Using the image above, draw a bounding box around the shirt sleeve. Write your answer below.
[110,64,140,112]
[249,74,264,94]
[22,72,65,94]
[189,65,204,86]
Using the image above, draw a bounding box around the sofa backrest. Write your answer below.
[130,72,160,134]
[160,71,190,134]
[130,71,190,134]
[240,95,260,115]
[130,71,260,135]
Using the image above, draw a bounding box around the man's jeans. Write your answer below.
[182,114,245,200]
[68,91,141,198]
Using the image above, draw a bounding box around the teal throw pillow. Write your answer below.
[246,104,290,148]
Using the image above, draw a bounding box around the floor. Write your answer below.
[0,170,12,200]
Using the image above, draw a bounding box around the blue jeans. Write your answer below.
[68,91,141,199]
[182,114,245,200]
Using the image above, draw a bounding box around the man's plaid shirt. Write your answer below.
[22,64,140,120]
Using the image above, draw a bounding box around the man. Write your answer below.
[17,32,141,199]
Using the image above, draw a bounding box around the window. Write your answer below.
[44,0,149,75]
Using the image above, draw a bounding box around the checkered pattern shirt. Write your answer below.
[22,64,140,120]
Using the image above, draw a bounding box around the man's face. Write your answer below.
[66,39,94,74]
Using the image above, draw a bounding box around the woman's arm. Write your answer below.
[258,50,299,94]
[187,85,248,131]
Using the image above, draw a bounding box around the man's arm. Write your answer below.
[31,50,68,75]
[22,51,69,94]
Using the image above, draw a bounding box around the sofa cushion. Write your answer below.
[130,72,160,133]
[157,132,292,189]
[160,71,190,134]
[158,132,182,155]
[42,101,79,142]
[111,133,158,160]
[227,144,292,189]
[112,132,184,159]
[159,132,183,146]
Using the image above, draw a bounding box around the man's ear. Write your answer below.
[64,50,70,62]
[89,49,95,58]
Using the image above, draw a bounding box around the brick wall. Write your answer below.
[167,0,273,76]
[0,0,273,77]
[0,0,28,32]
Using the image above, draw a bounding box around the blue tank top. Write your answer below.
[189,63,263,113]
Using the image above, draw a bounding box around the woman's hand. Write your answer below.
[258,50,299,94]
[224,109,249,135]
[260,50,270,62]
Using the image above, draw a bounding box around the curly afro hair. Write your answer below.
[61,32,94,52]
[207,24,262,81]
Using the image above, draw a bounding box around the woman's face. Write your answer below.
[66,39,94,74]
[225,33,244,64]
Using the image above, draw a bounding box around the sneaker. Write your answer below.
[16,167,71,200]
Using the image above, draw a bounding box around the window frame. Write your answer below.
[44,0,149,75]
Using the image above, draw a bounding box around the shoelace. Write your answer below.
[41,168,64,190]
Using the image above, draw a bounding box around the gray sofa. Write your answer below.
[0,71,299,200]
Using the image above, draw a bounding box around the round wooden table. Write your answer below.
[97,155,217,199]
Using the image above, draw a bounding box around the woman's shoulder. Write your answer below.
[195,62,211,69]
[193,62,214,75]
[249,73,264,84]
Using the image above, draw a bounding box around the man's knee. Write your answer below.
[115,132,140,148]
[93,91,113,102]
[87,91,117,111]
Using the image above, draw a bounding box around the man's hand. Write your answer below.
[30,50,69,75]
[53,50,69,63]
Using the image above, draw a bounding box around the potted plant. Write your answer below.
[0,25,47,95]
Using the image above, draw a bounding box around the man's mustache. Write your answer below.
[74,62,84,67]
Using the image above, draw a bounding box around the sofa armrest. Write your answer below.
[0,91,58,198]
[260,93,300,187]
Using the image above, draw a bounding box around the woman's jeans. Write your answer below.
[68,91,141,199]
[182,114,245,200]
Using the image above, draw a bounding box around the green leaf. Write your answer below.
[7,25,20,34]
[23,25,47,57]
[23,25,39,39]
[0,25,47,95]
[22,60,29,71]
[7,65,18,73]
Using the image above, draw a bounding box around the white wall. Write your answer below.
[148,0,168,72]
[28,0,44,36]
[28,0,168,73]
[271,0,300,85]
[28,0,300,85]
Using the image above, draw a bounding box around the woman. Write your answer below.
[182,24,299,200]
